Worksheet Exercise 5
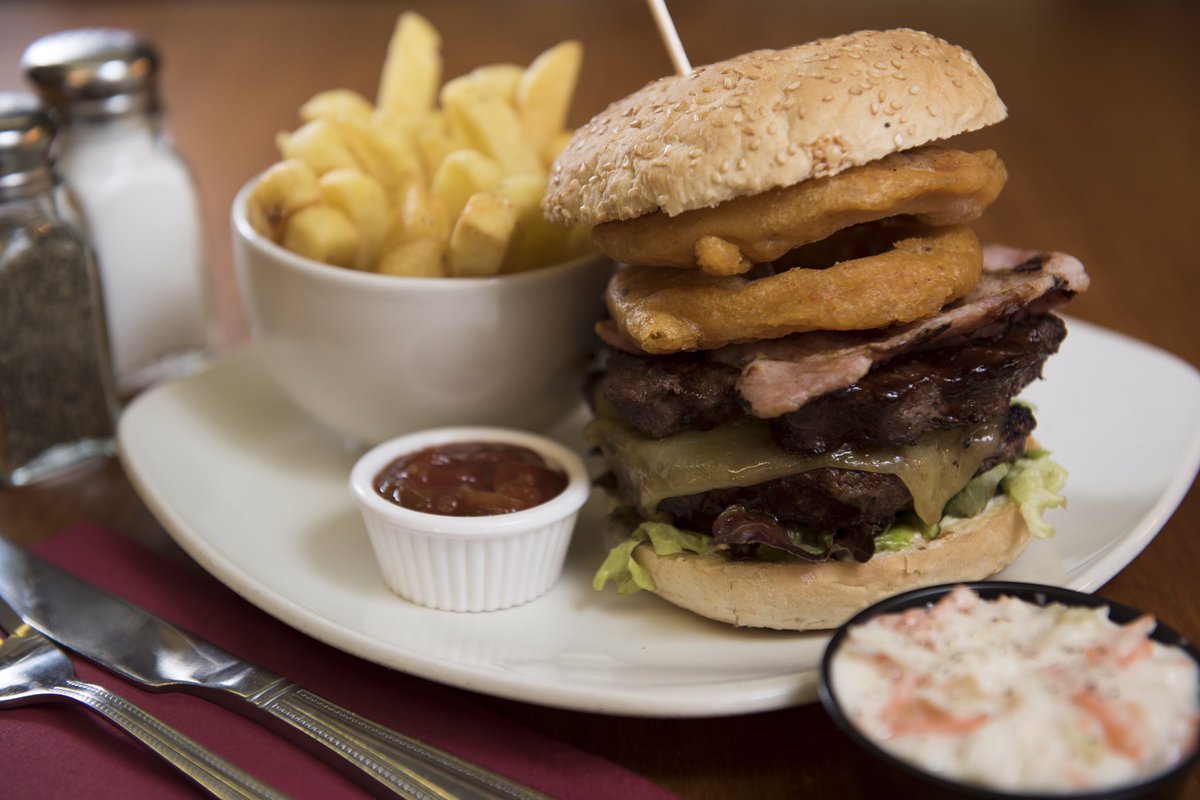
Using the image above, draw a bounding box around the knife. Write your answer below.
[0,536,549,800]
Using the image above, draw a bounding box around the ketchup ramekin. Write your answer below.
[349,426,591,612]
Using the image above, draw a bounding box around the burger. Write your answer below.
[543,29,1090,630]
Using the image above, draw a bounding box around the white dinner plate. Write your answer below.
[118,318,1200,717]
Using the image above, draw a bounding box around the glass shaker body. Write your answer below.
[0,97,118,485]
[56,113,209,395]
[22,28,210,398]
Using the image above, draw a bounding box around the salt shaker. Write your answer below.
[0,93,118,485]
[22,28,210,397]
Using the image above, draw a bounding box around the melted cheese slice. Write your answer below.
[587,407,1005,525]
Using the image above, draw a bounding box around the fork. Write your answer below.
[0,596,289,800]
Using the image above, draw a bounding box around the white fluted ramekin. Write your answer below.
[349,426,590,612]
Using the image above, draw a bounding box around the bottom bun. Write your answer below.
[632,496,1032,631]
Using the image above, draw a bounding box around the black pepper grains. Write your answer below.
[0,93,116,484]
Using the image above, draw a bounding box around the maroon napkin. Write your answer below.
[0,524,677,800]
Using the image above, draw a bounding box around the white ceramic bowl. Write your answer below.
[232,178,613,445]
[349,426,591,611]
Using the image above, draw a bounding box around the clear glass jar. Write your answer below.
[0,93,118,485]
[23,28,210,398]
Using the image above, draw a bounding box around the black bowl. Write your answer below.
[818,581,1200,800]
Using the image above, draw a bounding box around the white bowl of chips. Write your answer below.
[233,187,611,445]
[231,12,612,444]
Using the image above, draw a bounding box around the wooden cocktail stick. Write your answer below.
[646,0,692,75]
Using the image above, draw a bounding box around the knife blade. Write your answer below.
[0,535,548,800]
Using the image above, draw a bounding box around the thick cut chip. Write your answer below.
[318,169,389,269]
[431,149,503,222]
[516,40,583,153]
[246,159,321,240]
[300,89,374,123]
[278,119,359,175]
[378,238,445,277]
[377,12,441,117]
[283,204,360,268]
[494,173,568,272]
[442,79,542,176]
[446,192,519,277]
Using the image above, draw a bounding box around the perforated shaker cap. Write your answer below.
[21,28,161,121]
[0,92,57,195]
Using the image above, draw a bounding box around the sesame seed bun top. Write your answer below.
[543,29,1007,226]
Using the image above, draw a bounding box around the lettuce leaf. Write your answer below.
[875,511,941,552]
[592,521,710,594]
[1001,451,1068,538]
[944,463,1012,518]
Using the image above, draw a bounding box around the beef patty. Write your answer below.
[601,313,1064,453]
[771,313,1064,453]
[657,403,1036,552]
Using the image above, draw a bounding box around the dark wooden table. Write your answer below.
[2,2,1198,797]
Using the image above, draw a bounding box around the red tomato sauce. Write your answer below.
[374,441,568,516]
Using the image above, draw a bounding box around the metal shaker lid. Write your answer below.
[21,28,160,121]
[0,92,56,193]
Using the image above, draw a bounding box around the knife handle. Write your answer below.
[250,682,548,800]
[58,679,290,800]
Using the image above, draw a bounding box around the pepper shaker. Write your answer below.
[22,28,210,397]
[0,93,118,485]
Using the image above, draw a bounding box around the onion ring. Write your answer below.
[607,225,982,353]
[592,146,1006,276]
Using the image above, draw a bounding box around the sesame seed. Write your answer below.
[736,157,748,170]
[909,84,921,95]
[849,86,863,96]
[927,104,941,117]
[822,94,834,102]
[894,132,904,147]
[775,151,788,165]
